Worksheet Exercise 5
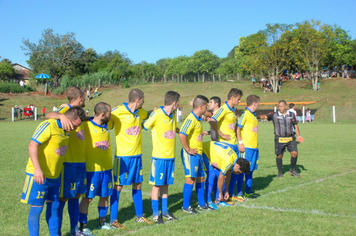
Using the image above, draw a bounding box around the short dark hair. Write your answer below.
[246,95,260,106]
[66,87,84,103]
[193,95,209,109]
[94,102,111,115]
[64,106,86,121]
[279,100,287,105]
[210,96,221,107]
[129,89,144,103]
[227,88,243,100]
[289,103,294,109]
[236,158,250,174]
[164,91,180,105]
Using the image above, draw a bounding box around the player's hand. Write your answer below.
[187,148,197,155]
[202,131,209,136]
[239,144,245,153]
[224,192,230,201]
[59,114,73,131]
[218,193,224,202]
[175,127,180,134]
[220,133,231,141]
[34,169,45,185]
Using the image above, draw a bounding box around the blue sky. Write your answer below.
[1,0,355,68]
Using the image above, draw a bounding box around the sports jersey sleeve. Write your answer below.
[291,113,297,125]
[107,119,114,130]
[139,109,149,120]
[211,107,225,122]
[57,105,69,114]
[110,108,121,128]
[237,111,246,128]
[179,118,193,136]
[31,121,52,145]
[142,111,156,131]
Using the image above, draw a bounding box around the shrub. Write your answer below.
[0,83,35,93]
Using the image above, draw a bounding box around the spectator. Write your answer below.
[42,106,46,118]
[251,74,256,84]
[288,103,297,117]
[86,89,90,101]
[93,87,99,98]
[19,80,25,88]
[306,109,311,123]
[13,105,18,121]
[53,105,58,112]
[86,109,89,116]
[19,106,23,120]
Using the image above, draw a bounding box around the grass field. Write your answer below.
[1,120,356,236]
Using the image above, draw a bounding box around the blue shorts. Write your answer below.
[113,155,143,186]
[149,158,175,186]
[21,173,60,206]
[85,170,113,198]
[202,153,214,172]
[181,148,204,178]
[223,142,239,155]
[240,148,259,171]
[60,163,86,198]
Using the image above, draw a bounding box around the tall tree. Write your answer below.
[0,59,16,81]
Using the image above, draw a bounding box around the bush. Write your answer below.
[0,83,35,93]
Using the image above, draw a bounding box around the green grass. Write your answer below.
[1,121,356,235]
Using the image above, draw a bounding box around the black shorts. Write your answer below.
[274,136,298,155]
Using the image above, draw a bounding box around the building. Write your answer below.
[12,63,32,85]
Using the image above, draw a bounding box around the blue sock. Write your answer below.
[183,183,194,209]
[68,199,79,235]
[57,200,66,235]
[237,173,245,196]
[161,197,168,215]
[98,206,108,217]
[79,212,88,224]
[110,189,120,223]
[207,170,216,203]
[228,173,238,196]
[245,171,253,194]
[28,206,43,236]
[151,199,159,217]
[132,189,143,218]
[46,200,61,236]
[195,182,206,207]
[213,169,220,201]
[204,171,210,203]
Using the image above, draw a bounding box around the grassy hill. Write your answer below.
[1,78,355,123]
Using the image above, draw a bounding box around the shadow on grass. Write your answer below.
[0,98,9,106]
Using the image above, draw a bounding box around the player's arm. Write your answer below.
[178,133,197,155]
[28,140,45,185]
[46,111,73,131]
[237,126,245,153]
[217,172,225,201]
[224,171,231,200]
[208,120,231,141]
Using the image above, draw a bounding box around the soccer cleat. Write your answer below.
[229,195,247,202]
[99,223,115,230]
[197,204,214,211]
[161,212,178,221]
[289,169,301,178]
[181,206,199,214]
[244,192,260,199]
[208,201,219,210]
[110,220,126,230]
[135,216,154,224]
[153,215,164,224]
[215,201,230,207]
[277,172,284,178]
[78,228,95,236]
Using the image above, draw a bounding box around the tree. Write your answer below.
[107,54,133,81]
[0,60,16,81]
[75,48,98,75]
[22,28,84,86]
[191,50,219,82]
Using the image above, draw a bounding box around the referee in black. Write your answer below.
[267,100,303,178]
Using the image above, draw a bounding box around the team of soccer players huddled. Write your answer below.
[20,87,272,236]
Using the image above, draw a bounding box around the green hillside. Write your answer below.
[1,78,355,123]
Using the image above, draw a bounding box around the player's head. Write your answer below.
[164,91,180,111]
[193,95,209,116]
[227,88,243,106]
[64,106,86,130]
[278,100,288,113]
[289,103,294,109]
[129,89,144,108]
[246,95,260,111]
[66,87,85,108]
[94,102,111,124]
[209,96,221,111]
[232,158,250,175]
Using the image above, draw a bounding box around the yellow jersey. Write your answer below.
[211,102,237,145]
[142,107,177,159]
[237,108,258,149]
[179,111,203,155]
[84,119,114,172]
[57,104,86,163]
[202,141,238,175]
[111,103,148,157]
[26,119,70,179]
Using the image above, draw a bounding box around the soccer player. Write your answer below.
[267,100,303,178]
[21,107,85,236]
[208,88,245,202]
[236,95,261,199]
[78,102,116,234]
[179,95,211,214]
[142,91,180,224]
[110,89,153,227]
[202,141,250,203]
[46,87,87,236]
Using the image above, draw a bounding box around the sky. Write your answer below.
[1,0,355,68]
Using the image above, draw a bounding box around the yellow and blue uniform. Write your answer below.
[180,111,204,178]
[84,119,114,198]
[111,103,148,185]
[57,104,87,198]
[237,107,259,171]
[211,102,238,152]
[142,107,177,186]
[21,119,69,205]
